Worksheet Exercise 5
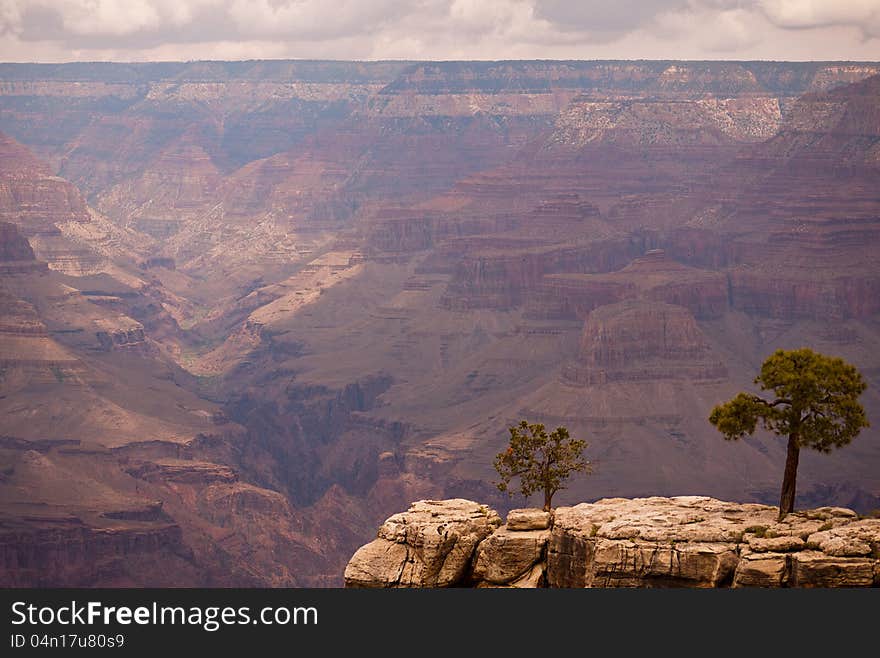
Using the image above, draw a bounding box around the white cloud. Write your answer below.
[761,0,880,37]
[0,0,876,61]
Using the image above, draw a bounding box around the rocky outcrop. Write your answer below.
[345,497,880,588]
[0,221,35,261]
[124,459,237,484]
[343,499,502,587]
[473,510,550,588]
[0,131,90,235]
[94,319,148,352]
[0,221,45,274]
[0,286,82,375]
[0,131,107,274]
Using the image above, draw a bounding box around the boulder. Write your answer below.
[733,552,789,587]
[806,519,880,557]
[344,499,501,587]
[746,536,804,553]
[473,527,549,585]
[589,539,738,587]
[511,563,546,588]
[507,508,552,531]
[790,552,874,587]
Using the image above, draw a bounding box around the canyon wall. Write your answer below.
[1,61,880,587]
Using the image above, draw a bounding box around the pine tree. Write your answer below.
[709,348,869,519]
[494,420,591,512]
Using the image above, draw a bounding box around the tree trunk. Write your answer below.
[543,489,553,512]
[778,433,800,520]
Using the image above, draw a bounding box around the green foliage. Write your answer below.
[709,348,869,452]
[493,420,591,511]
[710,348,869,518]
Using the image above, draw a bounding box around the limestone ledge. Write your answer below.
[344,496,880,588]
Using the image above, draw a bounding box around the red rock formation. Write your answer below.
[0,221,34,261]
[729,267,880,321]
[563,300,727,385]
[0,287,47,337]
[526,250,728,320]
[0,221,45,274]
[0,517,198,587]
[0,131,89,235]
[97,130,223,239]
[441,239,643,310]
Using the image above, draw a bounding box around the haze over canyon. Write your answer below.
[0,59,879,586]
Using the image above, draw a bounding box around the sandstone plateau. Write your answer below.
[345,497,880,588]
[1,61,879,587]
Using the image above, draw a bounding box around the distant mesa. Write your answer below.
[563,299,727,386]
[139,256,176,270]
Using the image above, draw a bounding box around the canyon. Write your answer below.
[0,60,879,586]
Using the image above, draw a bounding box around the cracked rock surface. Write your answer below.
[346,497,880,588]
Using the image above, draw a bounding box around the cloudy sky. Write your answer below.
[0,0,878,62]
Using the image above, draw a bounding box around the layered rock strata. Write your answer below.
[345,497,880,588]
[562,300,727,385]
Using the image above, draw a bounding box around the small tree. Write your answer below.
[494,420,591,512]
[709,348,869,520]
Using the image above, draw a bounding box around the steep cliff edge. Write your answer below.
[345,497,880,588]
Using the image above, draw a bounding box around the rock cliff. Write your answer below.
[345,497,880,588]
[0,131,90,235]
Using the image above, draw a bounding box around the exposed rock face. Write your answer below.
[343,499,501,587]
[526,250,729,321]
[0,221,35,261]
[94,319,148,352]
[0,222,45,275]
[728,268,880,321]
[0,131,90,235]
[563,300,727,385]
[441,240,642,310]
[550,95,783,147]
[346,497,880,588]
[0,131,105,274]
[506,508,552,531]
[0,518,197,587]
